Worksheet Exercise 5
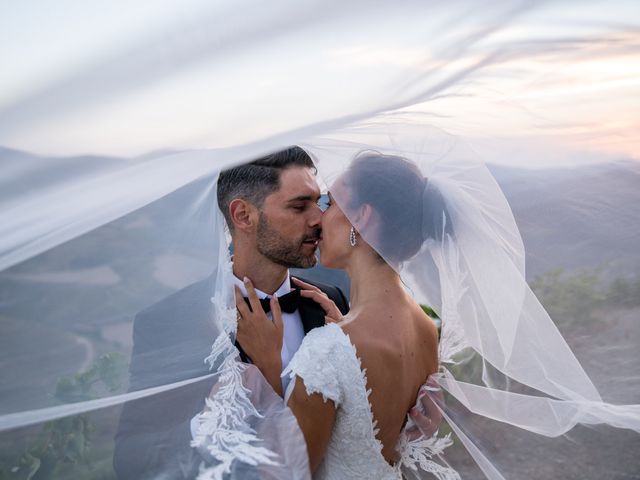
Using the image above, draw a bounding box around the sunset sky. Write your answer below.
[0,0,638,166]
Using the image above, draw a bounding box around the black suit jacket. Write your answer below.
[113,275,349,480]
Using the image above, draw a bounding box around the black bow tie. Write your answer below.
[244,288,301,315]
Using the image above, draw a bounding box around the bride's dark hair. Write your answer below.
[345,151,448,262]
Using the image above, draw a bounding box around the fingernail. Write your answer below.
[273,293,279,302]
[243,276,249,283]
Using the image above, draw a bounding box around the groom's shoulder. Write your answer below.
[128,277,217,389]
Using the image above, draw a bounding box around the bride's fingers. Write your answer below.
[234,286,251,324]
[243,277,262,314]
[299,288,328,305]
[293,277,343,320]
[300,290,342,319]
[409,407,438,438]
[271,294,284,333]
[292,277,322,293]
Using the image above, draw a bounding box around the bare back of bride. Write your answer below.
[337,271,439,463]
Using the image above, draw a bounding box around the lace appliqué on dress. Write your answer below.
[284,323,457,480]
[396,431,460,480]
[282,325,344,406]
[192,257,280,480]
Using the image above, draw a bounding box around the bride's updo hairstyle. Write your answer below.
[343,151,448,263]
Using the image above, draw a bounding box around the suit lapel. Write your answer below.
[291,276,328,334]
[297,294,326,334]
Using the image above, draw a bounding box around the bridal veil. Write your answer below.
[1,1,639,478]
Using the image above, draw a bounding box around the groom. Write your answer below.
[113,147,349,479]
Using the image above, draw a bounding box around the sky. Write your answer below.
[0,0,638,167]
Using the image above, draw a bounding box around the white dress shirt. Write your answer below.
[191,271,306,439]
[232,272,305,375]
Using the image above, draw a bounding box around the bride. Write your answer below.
[235,151,451,479]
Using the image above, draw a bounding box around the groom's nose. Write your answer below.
[307,202,323,227]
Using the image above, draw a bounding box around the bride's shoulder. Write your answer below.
[299,323,353,355]
[340,302,438,356]
[284,323,358,396]
[338,309,395,355]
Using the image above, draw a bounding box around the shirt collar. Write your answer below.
[232,271,291,299]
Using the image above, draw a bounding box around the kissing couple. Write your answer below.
[215,146,446,479]
[115,145,449,480]
[116,143,640,480]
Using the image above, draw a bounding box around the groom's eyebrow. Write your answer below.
[287,194,321,203]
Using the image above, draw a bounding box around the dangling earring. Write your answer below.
[349,226,357,247]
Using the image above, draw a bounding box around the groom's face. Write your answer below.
[256,167,322,268]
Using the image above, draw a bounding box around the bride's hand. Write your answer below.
[406,379,443,440]
[235,277,284,396]
[292,277,344,324]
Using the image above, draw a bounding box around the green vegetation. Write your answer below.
[420,304,439,320]
[420,305,441,338]
[529,268,605,327]
[54,353,127,405]
[0,353,127,480]
[530,269,640,327]
[607,276,640,307]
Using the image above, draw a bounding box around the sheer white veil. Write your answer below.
[1,1,639,479]
[304,126,640,478]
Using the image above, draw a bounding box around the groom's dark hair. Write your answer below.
[217,146,316,231]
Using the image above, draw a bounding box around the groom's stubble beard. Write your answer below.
[256,211,319,269]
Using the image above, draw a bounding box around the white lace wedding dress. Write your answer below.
[282,323,459,480]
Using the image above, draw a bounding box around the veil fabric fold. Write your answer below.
[1,1,639,478]
[303,129,640,479]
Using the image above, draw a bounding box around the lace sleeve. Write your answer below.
[282,323,351,406]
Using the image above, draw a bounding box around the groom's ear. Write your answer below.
[229,198,257,232]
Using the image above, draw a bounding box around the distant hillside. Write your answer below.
[3,145,638,283]
[0,146,128,205]
[489,161,640,280]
